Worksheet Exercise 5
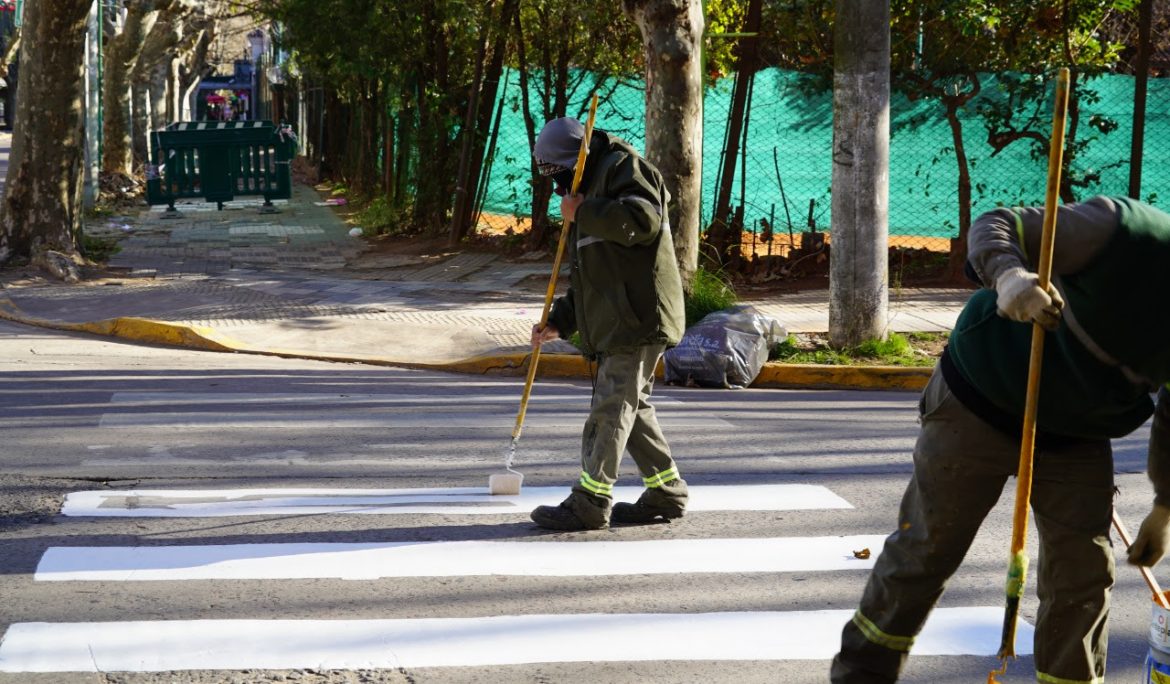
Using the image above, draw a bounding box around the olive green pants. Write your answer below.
[832,366,1114,684]
[570,345,687,520]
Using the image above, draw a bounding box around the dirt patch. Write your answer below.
[345,224,972,299]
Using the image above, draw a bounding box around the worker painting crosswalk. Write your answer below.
[0,483,1034,675]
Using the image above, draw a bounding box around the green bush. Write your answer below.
[79,233,120,262]
[355,197,412,236]
[684,267,738,328]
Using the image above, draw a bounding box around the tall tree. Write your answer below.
[623,0,705,287]
[889,1,999,282]
[102,0,166,176]
[131,1,198,163]
[706,0,760,266]
[829,0,890,347]
[514,0,640,250]
[0,0,92,280]
[451,0,521,244]
[976,1,1135,204]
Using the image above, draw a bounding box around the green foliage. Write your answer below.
[770,332,938,367]
[355,197,414,236]
[78,233,121,263]
[702,0,745,81]
[684,266,738,328]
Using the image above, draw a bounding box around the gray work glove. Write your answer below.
[1129,503,1170,566]
[994,266,1064,331]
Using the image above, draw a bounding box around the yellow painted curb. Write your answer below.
[752,363,931,391]
[0,293,931,391]
[445,352,931,392]
[0,294,241,352]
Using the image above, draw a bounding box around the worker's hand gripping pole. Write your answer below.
[988,67,1070,684]
[506,94,599,467]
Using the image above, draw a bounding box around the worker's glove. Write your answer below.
[531,323,559,348]
[1129,503,1170,567]
[994,266,1064,331]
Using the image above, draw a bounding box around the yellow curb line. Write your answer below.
[0,294,240,352]
[0,294,931,391]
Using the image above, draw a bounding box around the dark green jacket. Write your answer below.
[547,133,685,357]
[952,196,1170,501]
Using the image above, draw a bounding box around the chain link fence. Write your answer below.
[472,66,1166,266]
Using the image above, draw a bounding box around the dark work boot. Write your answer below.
[612,480,688,525]
[531,490,610,531]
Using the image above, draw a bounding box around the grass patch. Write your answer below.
[770,332,941,366]
[685,266,738,328]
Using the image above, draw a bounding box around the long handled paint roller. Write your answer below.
[1112,510,1170,610]
[988,66,1070,683]
[488,94,599,496]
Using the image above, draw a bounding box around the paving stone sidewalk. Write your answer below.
[0,182,969,373]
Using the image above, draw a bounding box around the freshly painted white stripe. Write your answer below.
[96,392,728,428]
[36,535,887,581]
[61,484,852,517]
[0,609,1034,672]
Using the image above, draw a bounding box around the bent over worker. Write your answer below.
[832,196,1170,683]
[527,117,688,531]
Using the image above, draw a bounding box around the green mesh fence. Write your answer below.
[476,67,1166,253]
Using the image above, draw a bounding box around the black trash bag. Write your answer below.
[664,305,787,388]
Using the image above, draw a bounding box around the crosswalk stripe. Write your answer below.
[96,392,731,428]
[61,484,852,517]
[0,609,1034,672]
[36,535,888,581]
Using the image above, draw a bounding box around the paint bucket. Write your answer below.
[1147,592,1170,683]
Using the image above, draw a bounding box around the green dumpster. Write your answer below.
[145,121,296,215]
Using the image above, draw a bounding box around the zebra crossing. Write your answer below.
[0,482,1034,677]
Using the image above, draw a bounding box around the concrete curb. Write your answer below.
[0,293,930,392]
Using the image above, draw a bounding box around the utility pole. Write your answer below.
[829,0,890,348]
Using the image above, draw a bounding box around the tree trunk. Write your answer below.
[1130,0,1153,200]
[0,0,92,279]
[453,0,520,243]
[829,0,890,348]
[450,13,491,245]
[102,3,161,176]
[178,27,212,121]
[131,81,151,167]
[393,90,414,207]
[514,12,554,252]
[382,106,394,196]
[707,0,759,267]
[622,0,704,288]
[944,99,973,283]
[167,57,181,122]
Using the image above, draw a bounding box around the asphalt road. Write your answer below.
[0,319,1161,683]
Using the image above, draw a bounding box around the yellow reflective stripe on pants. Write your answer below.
[643,467,679,488]
[579,471,613,497]
[851,611,914,652]
[1036,672,1105,684]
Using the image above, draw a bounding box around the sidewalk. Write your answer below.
[0,180,970,391]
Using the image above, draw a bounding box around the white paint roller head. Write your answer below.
[488,471,523,496]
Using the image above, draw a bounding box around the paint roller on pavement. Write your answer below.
[987,66,1069,684]
[489,94,599,497]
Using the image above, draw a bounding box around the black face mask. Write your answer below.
[551,168,575,195]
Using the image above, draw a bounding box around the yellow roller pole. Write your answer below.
[988,66,1070,682]
[489,94,598,496]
